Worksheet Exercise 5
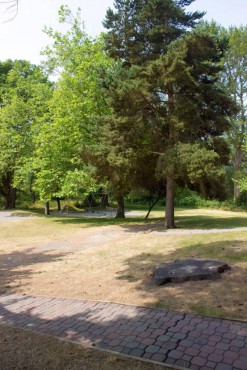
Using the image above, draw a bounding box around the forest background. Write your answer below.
[0,0,247,228]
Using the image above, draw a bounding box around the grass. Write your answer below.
[0,325,168,370]
[1,207,247,367]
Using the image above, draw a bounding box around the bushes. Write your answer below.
[174,186,236,210]
[235,191,247,207]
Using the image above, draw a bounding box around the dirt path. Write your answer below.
[0,211,33,223]
[152,227,247,235]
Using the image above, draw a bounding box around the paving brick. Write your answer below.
[206,361,217,369]
[165,357,176,365]
[174,359,191,368]
[208,353,224,362]
[145,345,161,354]
[125,341,140,349]
[151,353,166,362]
[2,293,247,370]
[231,339,245,347]
[233,359,247,370]
[129,348,145,357]
[142,352,152,359]
[161,341,177,350]
[173,332,187,340]
[141,338,155,345]
[200,345,215,354]
[191,356,207,366]
[168,350,183,360]
[215,364,233,370]
[121,347,131,355]
[229,345,240,352]
[185,347,200,356]
[239,347,247,356]
[157,347,169,355]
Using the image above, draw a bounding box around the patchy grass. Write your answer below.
[1,208,247,323]
[0,325,167,370]
[1,208,247,368]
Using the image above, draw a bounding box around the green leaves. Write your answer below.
[34,6,112,203]
[0,60,53,206]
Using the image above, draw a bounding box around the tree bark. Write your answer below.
[56,197,61,211]
[164,173,175,228]
[5,187,16,209]
[116,196,125,218]
[45,201,50,215]
[233,147,244,200]
[145,190,163,219]
[199,179,207,200]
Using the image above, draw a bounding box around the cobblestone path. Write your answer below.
[0,294,247,370]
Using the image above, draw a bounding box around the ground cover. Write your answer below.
[0,324,167,370]
[1,207,247,368]
[1,208,247,321]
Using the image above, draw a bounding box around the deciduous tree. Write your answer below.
[0,60,52,208]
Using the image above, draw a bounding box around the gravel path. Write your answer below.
[0,211,32,223]
[0,294,247,370]
[152,227,247,235]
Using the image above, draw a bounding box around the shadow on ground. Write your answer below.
[1,294,246,370]
[0,248,68,295]
[116,239,247,319]
[50,213,247,232]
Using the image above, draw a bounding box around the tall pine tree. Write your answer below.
[103,0,236,227]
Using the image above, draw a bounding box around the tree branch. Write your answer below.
[0,0,18,22]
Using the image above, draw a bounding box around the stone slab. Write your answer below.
[153,259,230,286]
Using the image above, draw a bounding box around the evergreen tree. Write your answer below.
[104,0,204,65]
[102,1,236,227]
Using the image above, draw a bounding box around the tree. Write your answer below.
[103,0,205,65]
[220,26,247,199]
[102,1,236,227]
[34,6,111,212]
[0,60,52,209]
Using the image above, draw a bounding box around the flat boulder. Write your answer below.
[153,259,230,286]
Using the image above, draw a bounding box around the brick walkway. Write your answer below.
[0,294,247,370]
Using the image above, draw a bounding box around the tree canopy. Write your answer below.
[101,0,237,227]
[0,59,52,208]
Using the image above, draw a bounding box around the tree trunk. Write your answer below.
[115,196,125,218]
[56,197,61,211]
[199,179,207,199]
[45,201,50,215]
[5,187,16,209]
[233,147,244,200]
[145,190,162,219]
[164,173,175,229]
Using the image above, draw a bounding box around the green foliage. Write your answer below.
[235,191,247,207]
[0,60,53,208]
[101,2,237,225]
[35,6,112,203]
[103,0,205,64]
[220,25,247,197]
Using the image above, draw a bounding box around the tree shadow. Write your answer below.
[0,248,68,295]
[0,292,246,369]
[175,214,247,229]
[41,212,247,233]
[115,239,247,319]
[117,239,247,286]
[52,215,161,228]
